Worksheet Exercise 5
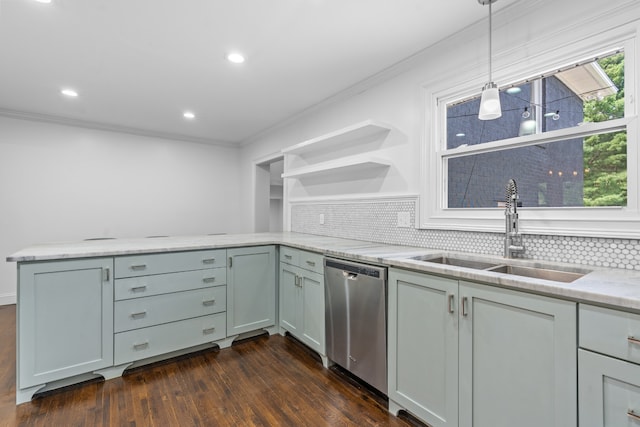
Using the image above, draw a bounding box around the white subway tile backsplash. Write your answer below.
[291,201,640,270]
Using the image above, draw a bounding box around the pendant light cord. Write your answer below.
[488,1,493,83]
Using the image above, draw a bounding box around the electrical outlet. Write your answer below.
[397,212,411,228]
[319,214,325,225]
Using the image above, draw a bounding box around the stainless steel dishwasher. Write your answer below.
[324,258,387,394]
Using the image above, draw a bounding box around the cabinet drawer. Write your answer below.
[114,268,226,301]
[280,247,299,266]
[299,250,323,274]
[115,249,226,278]
[114,312,226,365]
[114,287,226,333]
[580,304,640,364]
[579,349,640,427]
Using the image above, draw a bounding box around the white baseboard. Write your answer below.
[0,293,16,306]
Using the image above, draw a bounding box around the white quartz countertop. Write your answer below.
[7,231,640,312]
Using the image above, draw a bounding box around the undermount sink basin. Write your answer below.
[408,254,591,283]
[410,255,499,270]
[486,265,588,283]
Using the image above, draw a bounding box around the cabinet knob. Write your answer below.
[202,258,216,264]
[133,342,149,350]
[131,285,147,292]
[202,327,216,334]
[202,299,216,306]
[130,311,147,319]
[202,277,216,283]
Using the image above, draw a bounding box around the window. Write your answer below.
[446,52,626,209]
[421,35,638,238]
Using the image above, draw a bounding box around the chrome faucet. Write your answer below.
[505,179,525,258]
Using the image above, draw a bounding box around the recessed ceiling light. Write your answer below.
[506,87,522,95]
[60,88,78,98]
[34,0,52,3]
[226,52,245,64]
[456,133,466,137]
[183,111,195,119]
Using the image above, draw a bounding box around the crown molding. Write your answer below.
[0,108,238,148]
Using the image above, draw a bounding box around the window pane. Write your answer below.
[447,130,627,208]
[446,52,624,149]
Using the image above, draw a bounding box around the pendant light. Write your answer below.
[478,0,501,120]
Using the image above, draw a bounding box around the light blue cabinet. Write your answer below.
[458,281,577,427]
[227,245,277,336]
[17,258,114,403]
[388,268,577,427]
[579,304,640,427]
[278,247,326,363]
[279,263,300,335]
[388,269,458,427]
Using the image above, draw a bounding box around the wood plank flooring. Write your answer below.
[0,305,425,427]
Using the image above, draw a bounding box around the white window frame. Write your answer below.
[420,24,639,239]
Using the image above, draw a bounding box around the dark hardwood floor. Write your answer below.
[0,305,425,426]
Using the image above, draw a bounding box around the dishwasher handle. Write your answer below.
[342,271,359,280]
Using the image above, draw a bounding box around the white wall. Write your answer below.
[239,0,640,231]
[0,116,242,305]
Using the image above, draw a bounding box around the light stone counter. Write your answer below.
[7,231,640,312]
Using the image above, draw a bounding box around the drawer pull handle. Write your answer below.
[306,260,316,266]
[202,277,216,283]
[202,299,216,306]
[284,255,292,259]
[461,297,469,317]
[628,336,640,346]
[448,294,455,314]
[131,285,147,292]
[133,342,149,350]
[130,311,147,319]
[130,264,147,271]
[203,327,216,334]
[628,410,640,422]
[202,258,216,264]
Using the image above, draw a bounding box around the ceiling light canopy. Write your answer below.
[478,0,501,121]
[60,88,78,98]
[226,52,245,64]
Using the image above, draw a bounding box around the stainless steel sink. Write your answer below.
[486,264,587,283]
[408,254,590,283]
[410,255,499,270]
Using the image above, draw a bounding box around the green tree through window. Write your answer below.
[583,53,627,206]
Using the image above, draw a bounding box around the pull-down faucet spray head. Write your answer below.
[504,179,525,258]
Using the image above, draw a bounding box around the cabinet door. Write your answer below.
[387,269,458,427]
[18,258,114,388]
[301,269,325,354]
[227,246,276,336]
[579,349,640,427]
[459,281,577,427]
[279,263,300,334]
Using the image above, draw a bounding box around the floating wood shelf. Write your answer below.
[281,120,391,156]
[281,157,390,179]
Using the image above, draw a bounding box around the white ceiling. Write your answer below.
[0,0,513,145]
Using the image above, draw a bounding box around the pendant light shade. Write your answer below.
[479,82,501,120]
[478,0,501,120]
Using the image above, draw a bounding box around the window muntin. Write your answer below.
[443,51,627,210]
